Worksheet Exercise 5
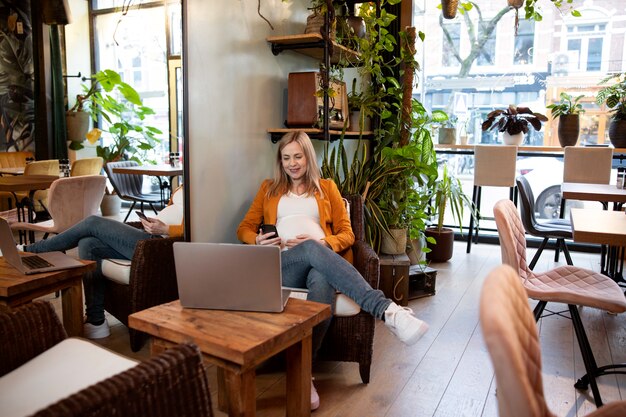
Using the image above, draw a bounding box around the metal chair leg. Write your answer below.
[529,238,549,270]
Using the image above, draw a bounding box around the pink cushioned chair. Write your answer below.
[10,176,106,240]
[493,199,626,408]
[480,264,626,417]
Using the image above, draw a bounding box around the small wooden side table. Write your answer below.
[129,298,331,417]
[0,257,95,336]
[379,253,411,306]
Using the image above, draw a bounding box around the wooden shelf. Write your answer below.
[267,128,373,143]
[266,34,359,64]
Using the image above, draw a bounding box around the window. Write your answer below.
[477,24,495,66]
[442,22,460,67]
[514,20,534,65]
[566,22,606,72]
[91,1,182,160]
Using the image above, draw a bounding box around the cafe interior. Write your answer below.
[0,0,625,416]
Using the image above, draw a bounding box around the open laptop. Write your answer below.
[0,217,84,274]
[173,242,291,313]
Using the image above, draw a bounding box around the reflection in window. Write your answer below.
[514,20,534,65]
[587,38,602,71]
[442,22,460,67]
[477,24,495,66]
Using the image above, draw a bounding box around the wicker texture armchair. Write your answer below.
[0,301,213,417]
[0,301,67,377]
[316,194,380,383]
[104,222,182,352]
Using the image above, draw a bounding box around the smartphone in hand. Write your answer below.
[135,211,151,221]
[260,224,279,237]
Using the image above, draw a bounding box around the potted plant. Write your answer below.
[424,165,475,262]
[71,69,163,215]
[595,72,626,148]
[546,92,585,147]
[481,104,548,145]
[437,114,457,145]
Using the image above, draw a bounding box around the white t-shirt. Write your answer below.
[276,192,325,246]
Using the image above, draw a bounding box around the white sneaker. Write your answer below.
[384,302,429,345]
[83,320,110,339]
[16,244,25,252]
[311,378,320,411]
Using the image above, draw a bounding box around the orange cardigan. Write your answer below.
[237,179,355,263]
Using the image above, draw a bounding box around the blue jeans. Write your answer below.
[25,216,151,323]
[281,240,391,358]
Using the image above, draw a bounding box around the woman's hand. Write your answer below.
[284,234,330,249]
[256,229,282,246]
[140,218,169,235]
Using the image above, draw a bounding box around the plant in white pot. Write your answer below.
[424,165,475,263]
[481,104,548,145]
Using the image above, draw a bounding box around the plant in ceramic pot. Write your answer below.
[595,72,626,148]
[546,92,585,147]
[437,114,457,145]
[481,104,548,145]
[424,165,475,262]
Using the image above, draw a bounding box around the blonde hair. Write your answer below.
[267,131,323,198]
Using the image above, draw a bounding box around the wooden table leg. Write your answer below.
[285,333,312,417]
[61,277,83,337]
[217,367,228,412]
[224,368,256,417]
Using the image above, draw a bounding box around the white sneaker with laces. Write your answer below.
[311,378,320,411]
[83,320,110,339]
[384,302,429,345]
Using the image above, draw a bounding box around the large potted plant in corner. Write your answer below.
[424,165,475,262]
[481,104,548,145]
[595,72,626,148]
[71,69,162,215]
[546,92,585,147]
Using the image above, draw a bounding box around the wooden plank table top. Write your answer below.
[562,182,626,204]
[0,175,58,192]
[111,164,183,177]
[570,208,626,247]
[0,167,25,175]
[0,257,95,336]
[130,298,331,417]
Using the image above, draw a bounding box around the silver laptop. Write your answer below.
[0,217,84,275]
[173,242,290,313]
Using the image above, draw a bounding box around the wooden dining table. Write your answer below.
[561,182,626,206]
[0,175,59,241]
[111,164,183,205]
[570,208,626,285]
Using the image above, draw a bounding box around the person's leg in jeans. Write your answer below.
[79,236,127,324]
[285,240,391,319]
[25,216,150,258]
[284,240,428,346]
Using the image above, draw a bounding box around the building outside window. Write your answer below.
[514,20,534,65]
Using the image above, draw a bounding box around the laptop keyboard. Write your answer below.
[22,255,54,270]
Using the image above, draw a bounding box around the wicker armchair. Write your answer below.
[104,222,182,351]
[316,194,380,383]
[0,301,213,417]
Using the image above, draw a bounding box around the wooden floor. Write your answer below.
[47,239,625,417]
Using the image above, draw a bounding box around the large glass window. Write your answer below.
[477,24,495,66]
[91,1,181,161]
[514,20,534,65]
[566,22,606,72]
[442,22,460,67]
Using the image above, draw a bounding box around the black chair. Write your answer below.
[516,175,573,270]
[104,161,161,223]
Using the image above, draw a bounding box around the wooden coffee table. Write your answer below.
[129,298,331,417]
[0,257,95,336]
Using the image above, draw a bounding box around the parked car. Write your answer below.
[517,156,584,219]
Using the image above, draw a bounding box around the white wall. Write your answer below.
[185,0,327,242]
